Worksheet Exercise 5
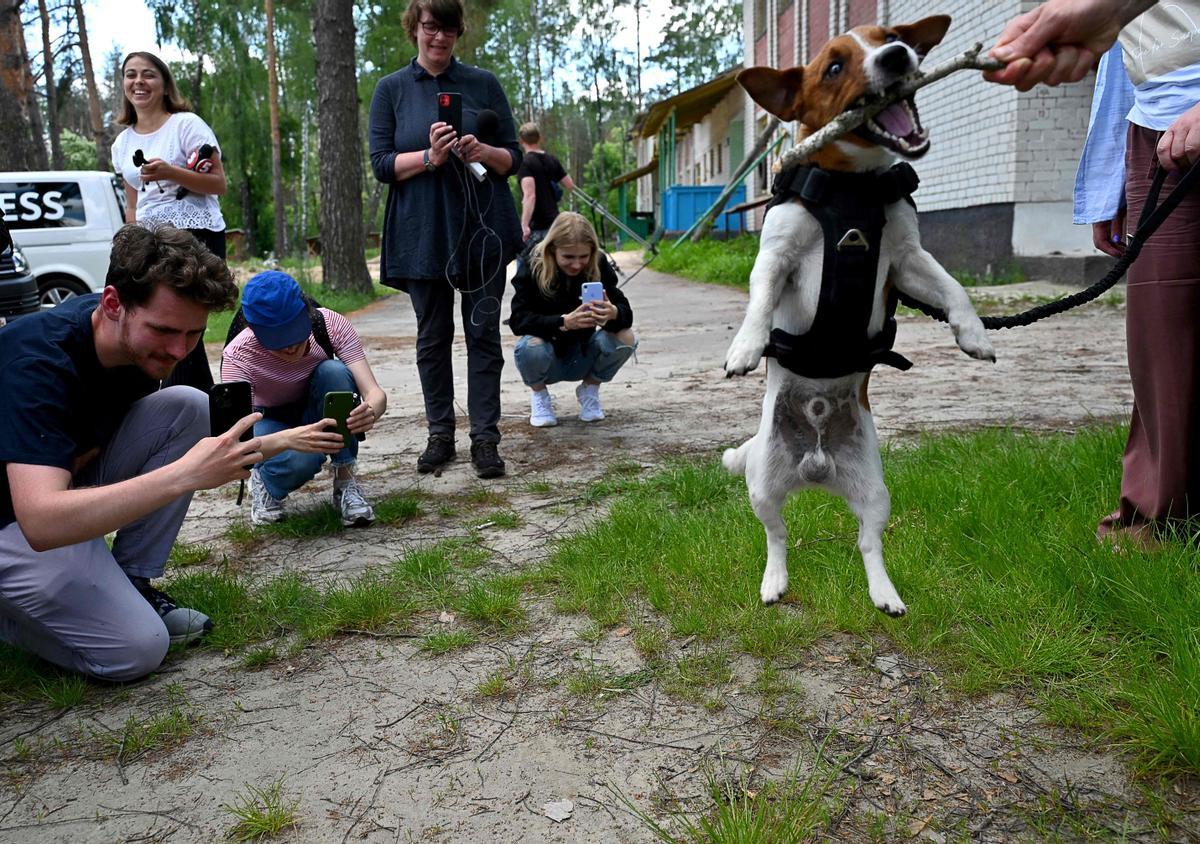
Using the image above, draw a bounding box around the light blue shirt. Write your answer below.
[1074,46,1200,224]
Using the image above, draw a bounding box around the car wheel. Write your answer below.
[39,277,89,310]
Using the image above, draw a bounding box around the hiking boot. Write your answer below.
[417,435,456,474]
[249,466,285,525]
[529,389,558,427]
[576,382,605,422]
[334,472,375,527]
[470,440,506,479]
[131,577,213,646]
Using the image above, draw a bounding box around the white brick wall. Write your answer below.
[889,1,1093,212]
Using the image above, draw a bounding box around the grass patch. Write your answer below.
[422,630,477,655]
[541,425,1200,776]
[648,235,759,289]
[951,263,1026,287]
[223,777,301,841]
[225,491,422,544]
[168,541,213,568]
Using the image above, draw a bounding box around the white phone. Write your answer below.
[580,281,604,303]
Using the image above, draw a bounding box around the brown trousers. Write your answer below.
[1100,125,1200,534]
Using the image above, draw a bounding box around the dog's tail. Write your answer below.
[722,439,753,476]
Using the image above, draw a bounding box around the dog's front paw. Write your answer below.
[954,319,995,363]
[724,330,768,376]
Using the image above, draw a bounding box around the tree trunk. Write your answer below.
[38,0,62,168]
[0,0,41,170]
[265,0,286,256]
[313,0,371,293]
[19,9,48,169]
[72,0,108,172]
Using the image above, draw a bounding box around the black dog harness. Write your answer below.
[762,162,921,378]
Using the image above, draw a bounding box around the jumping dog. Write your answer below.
[723,15,995,615]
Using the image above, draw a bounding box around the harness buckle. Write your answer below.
[837,228,870,251]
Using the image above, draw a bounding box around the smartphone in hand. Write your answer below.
[580,281,605,304]
[437,92,463,137]
[323,391,357,451]
[209,381,253,440]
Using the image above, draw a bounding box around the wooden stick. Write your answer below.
[777,43,1005,171]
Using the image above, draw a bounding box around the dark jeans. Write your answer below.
[163,228,227,392]
[407,269,506,444]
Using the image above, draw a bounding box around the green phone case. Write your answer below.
[323,391,356,450]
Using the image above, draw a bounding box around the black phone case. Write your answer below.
[209,381,253,440]
[437,92,463,137]
[323,392,358,450]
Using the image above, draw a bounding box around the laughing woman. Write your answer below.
[509,213,636,427]
[111,51,227,391]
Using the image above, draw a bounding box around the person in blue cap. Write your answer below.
[221,271,387,527]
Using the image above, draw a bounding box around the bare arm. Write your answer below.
[9,415,263,552]
[985,0,1156,89]
[560,175,576,192]
[124,184,138,224]
[520,176,536,239]
[344,358,387,435]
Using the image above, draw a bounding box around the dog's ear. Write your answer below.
[892,15,950,58]
[737,66,805,121]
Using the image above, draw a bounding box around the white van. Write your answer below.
[0,171,125,309]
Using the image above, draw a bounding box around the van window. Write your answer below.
[0,182,86,229]
[110,175,126,220]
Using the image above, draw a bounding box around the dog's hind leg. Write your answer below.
[845,456,907,617]
[746,462,792,604]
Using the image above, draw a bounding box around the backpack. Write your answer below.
[223,291,337,360]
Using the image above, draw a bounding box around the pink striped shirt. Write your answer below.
[220,308,367,407]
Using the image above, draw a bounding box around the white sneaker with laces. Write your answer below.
[576,383,605,422]
[249,467,285,525]
[334,474,375,527]
[529,389,558,427]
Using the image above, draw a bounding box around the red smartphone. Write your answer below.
[437,92,463,137]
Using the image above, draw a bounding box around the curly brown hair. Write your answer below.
[105,224,237,311]
[402,0,465,44]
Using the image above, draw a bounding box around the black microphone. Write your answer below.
[476,109,499,144]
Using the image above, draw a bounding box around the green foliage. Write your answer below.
[59,129,97,170]
[223,778,301,841]
[647,0,743,99]
[651,235,759,288]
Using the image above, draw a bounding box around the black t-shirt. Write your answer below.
[517,150,568,230]
[0,294,157,527]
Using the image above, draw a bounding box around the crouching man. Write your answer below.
[0,225,261,681]
[221,271,387,527]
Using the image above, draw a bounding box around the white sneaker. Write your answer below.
[249,467,285,525]
[334,474,375,527]
[529,389,558,427]
[576,383,605,422]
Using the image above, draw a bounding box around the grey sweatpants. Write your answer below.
[0,386,208,681]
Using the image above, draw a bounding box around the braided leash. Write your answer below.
[900,162,1200,329]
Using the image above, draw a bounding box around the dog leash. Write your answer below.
[898,162,1200,330]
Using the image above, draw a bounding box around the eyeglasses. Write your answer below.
[419,20,460,37]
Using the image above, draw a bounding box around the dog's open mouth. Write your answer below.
[854,97,929,159]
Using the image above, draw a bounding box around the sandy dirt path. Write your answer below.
[5,255,1183,843]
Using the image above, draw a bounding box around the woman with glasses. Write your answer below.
[111,51,227,391]
[368,0,522,480]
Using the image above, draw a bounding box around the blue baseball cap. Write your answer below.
[240,271,311,350]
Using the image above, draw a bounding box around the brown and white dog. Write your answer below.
[723,16,995,615]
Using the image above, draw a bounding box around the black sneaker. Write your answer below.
[470,440,506,479]
[417,435,456,474]
[131,577,213,646]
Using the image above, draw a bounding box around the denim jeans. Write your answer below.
[513,330,636,387]
[254,360,358,500]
